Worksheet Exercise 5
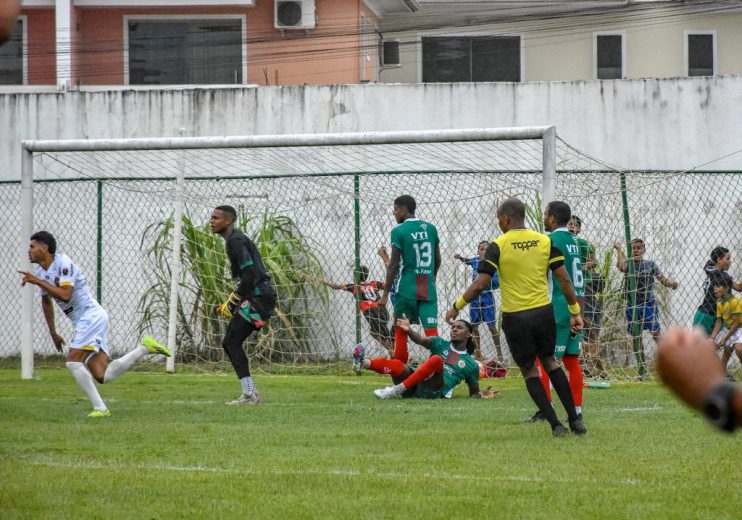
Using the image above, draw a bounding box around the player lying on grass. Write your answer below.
[19,231,171,418]
[353,314,497,400]
[709,280,742,381]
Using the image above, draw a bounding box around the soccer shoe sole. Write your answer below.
[352,343,365,374]
[141,336,172,357]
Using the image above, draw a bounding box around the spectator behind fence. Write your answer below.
[614,238,677,377]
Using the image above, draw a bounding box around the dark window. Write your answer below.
[128,19,243,85]
[422,36,520,83]
[0,20,23,85]
[688,34,714,77]
[596,34,622,79]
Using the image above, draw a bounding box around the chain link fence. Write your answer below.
[3,134,741,380]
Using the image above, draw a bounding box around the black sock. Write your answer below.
[548,367,579,423]
[525,376,560,428]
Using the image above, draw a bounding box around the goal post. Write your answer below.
[19,126,557,379]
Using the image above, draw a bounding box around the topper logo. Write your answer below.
[511,240,539,251]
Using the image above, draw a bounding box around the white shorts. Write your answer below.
[69,305,110,355]
[715,327,742,349]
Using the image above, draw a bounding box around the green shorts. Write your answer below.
[394,295,438,330]
[692,310,715,336]
[554,304,581,359]
[555,324,581,359]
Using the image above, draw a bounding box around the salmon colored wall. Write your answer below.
[73,0,368,86]
[22,9,56,85]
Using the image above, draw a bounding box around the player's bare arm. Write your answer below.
[467,381,482,398]
[396,314,432,348]
[433,244,441,278]
[40,295,65,352]
[19,270,73,302]
[318,278,344,290]
[445,272,491,323]
[379,246,400,306]
[553,265,584,334]
[657,273,678,290]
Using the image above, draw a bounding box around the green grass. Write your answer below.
[1,369,740,519]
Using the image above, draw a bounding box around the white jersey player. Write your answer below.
[20,231,172,417]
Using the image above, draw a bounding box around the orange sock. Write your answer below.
[368,358,406,378]
[393,327,409,363]
[537,359,552,401]
[563,354,583,408]
[402,355,443,389]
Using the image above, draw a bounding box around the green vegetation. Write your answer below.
[1,369,740,519]
[138,210,328,363]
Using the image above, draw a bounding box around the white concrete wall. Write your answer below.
[2,75,742,182]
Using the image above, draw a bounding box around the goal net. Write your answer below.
[7,128,742,381]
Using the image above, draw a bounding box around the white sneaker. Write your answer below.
[226,391,261,405]
[373,385,399,399]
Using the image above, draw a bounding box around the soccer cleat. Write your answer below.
[373,386,399,399]
[352,343,366,374]
[552,424,569,437]
[226,391,261,406]
[141,336,172,357]
[87,409,111,418]
[525,410,547,423]
[569,418,587,436]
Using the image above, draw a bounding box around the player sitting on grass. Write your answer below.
[354,314,495,400]
[709,280,742,381]
[19,231,171,418]
[319,266,393,356]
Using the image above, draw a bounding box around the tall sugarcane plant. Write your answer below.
[138,210,328,363]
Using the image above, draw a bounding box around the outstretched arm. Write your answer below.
[318,278,345,290]
[19,271,72,302]
[396,314,432,349]
[657,273,678,290]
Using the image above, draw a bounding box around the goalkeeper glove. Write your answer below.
[216,292,241,319]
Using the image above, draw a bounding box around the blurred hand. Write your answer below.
[656,327,725,410]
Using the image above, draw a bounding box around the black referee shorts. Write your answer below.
[501,303,556,369]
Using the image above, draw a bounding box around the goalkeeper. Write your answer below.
[211,205,276,405]
[353,315,494,399]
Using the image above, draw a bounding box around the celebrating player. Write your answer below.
[528,202,585,423]
[614,238,677,375]
[211,205,276,405]
[445,198,586,437]
[354,314,490,399]
[19,231,171,417]
[319,265,393,355]
[378,195,441,364]
[454,241,505,364]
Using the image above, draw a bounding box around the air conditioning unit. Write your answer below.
[381,40,401,67]
[275,0,316,30]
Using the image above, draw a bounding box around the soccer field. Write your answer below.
[1,369,740,519]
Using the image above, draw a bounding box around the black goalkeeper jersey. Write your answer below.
[225,228,274,297]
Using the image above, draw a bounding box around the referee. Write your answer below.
[446,198,586,437]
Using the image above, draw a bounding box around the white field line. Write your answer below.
[19,456,641,487]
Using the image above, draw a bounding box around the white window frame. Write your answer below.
[123,14,248,86]
[416,32,525,83]
[684,30,717,77]
[593,30,626,80]
[19,15,28,85]
[359,15,378,83]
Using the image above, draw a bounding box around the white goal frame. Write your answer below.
[20,126,557,379]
